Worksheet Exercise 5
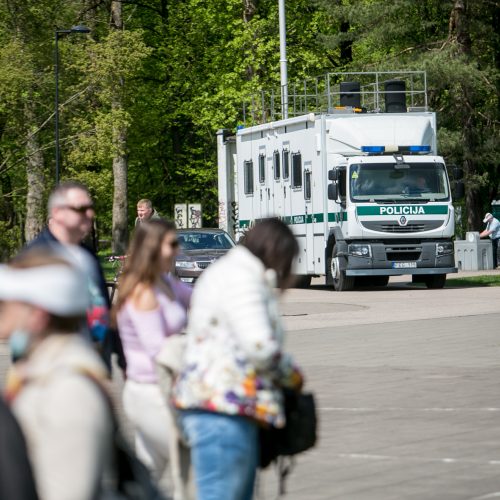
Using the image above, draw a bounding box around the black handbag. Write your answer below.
[259,389,317,469]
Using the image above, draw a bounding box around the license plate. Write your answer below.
[392,262,417,269]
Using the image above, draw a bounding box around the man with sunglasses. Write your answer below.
[24,181,126,372]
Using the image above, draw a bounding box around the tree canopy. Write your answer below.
[0,0,497,259]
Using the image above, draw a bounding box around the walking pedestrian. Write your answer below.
[113,219,192,497]
[480,212,500,268]
[24,180,126,372]
[0,250,113,500]
[135,198,162,226]
[174,218,304,500]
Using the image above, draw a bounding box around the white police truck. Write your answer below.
[217,71,458,290]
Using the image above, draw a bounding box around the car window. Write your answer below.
[179,232,234,250]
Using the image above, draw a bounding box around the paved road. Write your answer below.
[1,272,500,499]
[258,276,500,499]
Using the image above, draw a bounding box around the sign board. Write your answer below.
[175,203,202,229]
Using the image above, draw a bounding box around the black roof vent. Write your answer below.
[384,80,406,113]
[340,81,361,108]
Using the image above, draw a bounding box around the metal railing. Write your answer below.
[242,70,428,126]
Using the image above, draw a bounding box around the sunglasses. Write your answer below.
[60,204,95,214]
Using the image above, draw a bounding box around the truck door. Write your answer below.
[282,145,292,224]
[304,163,315,273]
[257,148,267,219]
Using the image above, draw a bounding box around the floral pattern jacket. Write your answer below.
[174,245,303,428]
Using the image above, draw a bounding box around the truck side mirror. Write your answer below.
[328,169,338,181]
[454,181,465,200]
[328,183,339,200]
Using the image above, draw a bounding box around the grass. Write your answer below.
[444,275,500,288]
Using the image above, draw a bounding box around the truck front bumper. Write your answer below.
[343,240,457,276]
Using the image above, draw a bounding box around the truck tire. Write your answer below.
[327,244,355,292]
[295,275,312,288]
[424,274,446,289]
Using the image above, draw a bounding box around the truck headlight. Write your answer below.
[436,242,454,256]
[348,244,372,258]
[176,261,197,269]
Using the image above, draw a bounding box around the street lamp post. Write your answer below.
[54,25,90,185]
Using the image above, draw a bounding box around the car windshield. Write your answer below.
[178,232,234,250]
[349,163,450,202]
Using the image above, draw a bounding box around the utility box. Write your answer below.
[454,232,494,271]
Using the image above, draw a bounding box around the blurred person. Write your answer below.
[113,220,192,496]
[135,198,162,226]
[0,250,113,500]
[480,212,500,268]
[0,397,39,499]
[25,181,125,372]
[174,218,304,500]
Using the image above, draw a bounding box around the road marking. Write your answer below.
[470,493,500,500]
[319,407,500,412]
[336,453,500,466]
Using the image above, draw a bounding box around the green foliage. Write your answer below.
[0,0,497,252]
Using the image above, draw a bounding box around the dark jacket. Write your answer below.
[24,228,126,372]
[0,397,39,500]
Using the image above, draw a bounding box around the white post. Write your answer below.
[279,0,288,119]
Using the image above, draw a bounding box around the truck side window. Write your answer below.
[244,160,254,195]
[292,152,302,189]
[304,171,311,200]
[258,153,265,184]
[273,150,280,180]
[282,149,290,179]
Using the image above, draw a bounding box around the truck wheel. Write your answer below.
[295,275,312,288]
[424,274,446,289]
[327,244,355,292]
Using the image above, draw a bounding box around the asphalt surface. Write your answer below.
[1,271,500,499]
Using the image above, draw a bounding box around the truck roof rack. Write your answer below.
[242,70,428,126]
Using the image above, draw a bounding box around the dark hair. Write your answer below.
[240,218,299,290]
[113,219,177,314]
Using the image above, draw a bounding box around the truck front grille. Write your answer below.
[361,220,443,233]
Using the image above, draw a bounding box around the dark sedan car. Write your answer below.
[175,229,235,284]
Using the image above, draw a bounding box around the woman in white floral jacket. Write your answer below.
[174,218,303,500]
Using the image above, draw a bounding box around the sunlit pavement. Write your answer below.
[2,269,500,499]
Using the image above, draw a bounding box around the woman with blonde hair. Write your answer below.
[0,250,112,500]
[113,219,191,497]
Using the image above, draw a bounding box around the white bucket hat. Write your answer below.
[483,212,493,223]
[0,264,89,316]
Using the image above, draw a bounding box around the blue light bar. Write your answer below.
[361,146,385,153]
[407,145,431,153]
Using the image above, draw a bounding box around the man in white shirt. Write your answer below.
[480,212,500,268]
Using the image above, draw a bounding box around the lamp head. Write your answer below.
[70,25,91,34]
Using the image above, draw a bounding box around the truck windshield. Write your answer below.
[349,163,450,202]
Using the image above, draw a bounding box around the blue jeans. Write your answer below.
[180,411,258,500]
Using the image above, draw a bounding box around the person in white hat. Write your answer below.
[0,249,113,500]
[480,212,500,268]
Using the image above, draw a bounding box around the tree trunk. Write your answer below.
[110,0,129,254]
[24,102,45,242]
[448,0,481,230]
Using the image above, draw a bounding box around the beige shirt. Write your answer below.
[13,335,112,500]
